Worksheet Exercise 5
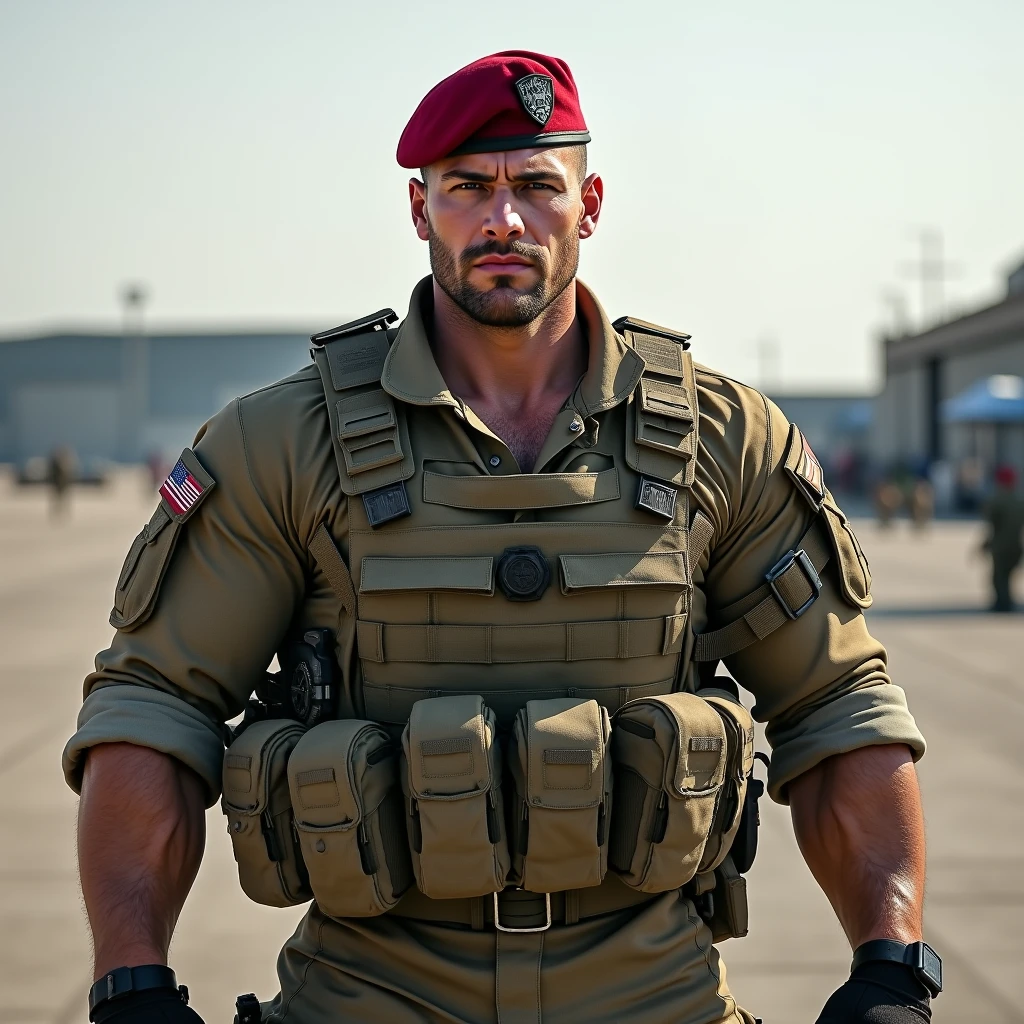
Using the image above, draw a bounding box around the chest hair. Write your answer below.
[477,403,562,473]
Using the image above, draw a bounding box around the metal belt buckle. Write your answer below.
[492,890,553,933]
[765,548,821,619]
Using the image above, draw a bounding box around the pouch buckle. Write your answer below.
[492,890,552,933]
[765,548,821,619]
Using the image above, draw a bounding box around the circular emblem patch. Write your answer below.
[515,74,555,127]
[496,546,551,602]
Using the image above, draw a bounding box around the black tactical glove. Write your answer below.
[91,988,206,1024]
[816,962,931,1023]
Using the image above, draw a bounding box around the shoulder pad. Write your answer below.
[310,308,397,348]
[612,316,691,349]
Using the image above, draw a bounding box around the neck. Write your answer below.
[430,278,587,411]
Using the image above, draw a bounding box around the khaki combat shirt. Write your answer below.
[63,277,925,807]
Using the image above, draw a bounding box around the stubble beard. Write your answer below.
[428,230,580,328]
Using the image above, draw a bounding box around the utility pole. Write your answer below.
[899,228,959,329]
[119,282,149,463]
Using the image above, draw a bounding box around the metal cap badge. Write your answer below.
[515,74,554,126]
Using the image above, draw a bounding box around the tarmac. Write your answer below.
[0,468,1020,1024]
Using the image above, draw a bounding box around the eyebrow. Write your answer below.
[438,167,567,184]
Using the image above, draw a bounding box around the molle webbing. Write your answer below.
[311,328,415,499]
[621,323,700,489]
[356,613,688,665]
[692,519,831,663]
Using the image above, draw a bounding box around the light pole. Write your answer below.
[119,282,149,462]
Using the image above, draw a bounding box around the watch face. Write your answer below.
[919,943,942,993]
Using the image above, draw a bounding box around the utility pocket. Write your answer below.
[221,718,311,907]
[822,496,873,608]
[287,719,412,918]
[109,504,182,631]
[400,695,509,899]
[696,689,755,874]
[508,697,613,893]
[608,692,727,893]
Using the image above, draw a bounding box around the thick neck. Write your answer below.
[429,277,587,413]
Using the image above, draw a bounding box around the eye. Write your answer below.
[524,182,554,190]
[453,182,485,191]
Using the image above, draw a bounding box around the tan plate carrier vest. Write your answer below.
[311,316,702,730]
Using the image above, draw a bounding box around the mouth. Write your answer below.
[472,255,535,273]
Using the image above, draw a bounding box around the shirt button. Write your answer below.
[489,455,501,467]
[569,418,583,433]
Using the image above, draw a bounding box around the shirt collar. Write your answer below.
[381,275,645,415]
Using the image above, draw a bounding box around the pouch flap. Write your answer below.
[404,695,494,800]
[821,496,873,609]
[523,698,610,810]
[360,556,494,594]
[422,469,619,510]
[109,503,181,631]
[325,329,391,392]
[222,718,305,815]
[559,551,687,592]
[620,694,726,797]
[288,720,393,828]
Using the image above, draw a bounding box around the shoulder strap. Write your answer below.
[615,316,699,488]
[310,314,414,499]
[691,518,832,662]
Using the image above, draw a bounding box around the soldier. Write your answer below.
[65,51,939,1024]
[982,464,1024,612]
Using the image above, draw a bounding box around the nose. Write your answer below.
[483,200,525,242]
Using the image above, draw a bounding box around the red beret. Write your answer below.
[397,50,590,169]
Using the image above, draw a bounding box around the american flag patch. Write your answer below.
[159,455,209,518]
[797,436,824,500]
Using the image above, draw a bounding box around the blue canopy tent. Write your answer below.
[942,376,1024,476]
[943,375,1024,424]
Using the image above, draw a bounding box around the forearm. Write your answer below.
[78,742,206,980]
[789,743,925,948]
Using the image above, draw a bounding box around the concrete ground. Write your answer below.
[0,469,1020,1023]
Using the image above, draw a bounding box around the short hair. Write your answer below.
[420,144,588,188]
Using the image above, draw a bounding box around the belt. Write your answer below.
[390,875,659,931]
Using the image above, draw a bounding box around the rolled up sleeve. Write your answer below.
[62,396,307,806]
[696,384,926,804]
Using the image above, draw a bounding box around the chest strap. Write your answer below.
[692,518,831,663]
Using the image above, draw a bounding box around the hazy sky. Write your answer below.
[1,0,1021,389]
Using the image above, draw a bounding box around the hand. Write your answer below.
[816,962,931,1023]
[91,988,206,1024]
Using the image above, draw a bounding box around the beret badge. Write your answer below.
[515,74,555,126]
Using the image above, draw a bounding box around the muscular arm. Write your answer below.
[78,743,206,980]
[789,743,925,947]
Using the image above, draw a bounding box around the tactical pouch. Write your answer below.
[707,855,749,942]
[608,692,727,893]
[221,718,311,907]
[287,719,412,918]
[400,695,509,899]
[508,697,613,893]
[696,689,755,874]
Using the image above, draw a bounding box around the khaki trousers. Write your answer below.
[260,893,757,1024]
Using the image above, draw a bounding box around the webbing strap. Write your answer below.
[496,929,544,1024]
[356,613,687,665]
[308,523,357,615]
[688,510,715,572]
[692,520,831,663]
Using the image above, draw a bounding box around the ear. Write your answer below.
[409,178,430,241]
[578,172,603,240]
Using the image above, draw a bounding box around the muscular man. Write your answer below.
[66,51,938,1024]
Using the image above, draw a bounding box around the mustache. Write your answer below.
[459,239,548,269]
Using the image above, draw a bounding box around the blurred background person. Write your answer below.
[981,465,1024,612]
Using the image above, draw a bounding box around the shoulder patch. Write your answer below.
[159,448,215,523]
[783,424,825,509]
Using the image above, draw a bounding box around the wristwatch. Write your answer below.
[851,939,943,998]
[88,965,188,1019]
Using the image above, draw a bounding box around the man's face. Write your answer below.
[409,148,601,327]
